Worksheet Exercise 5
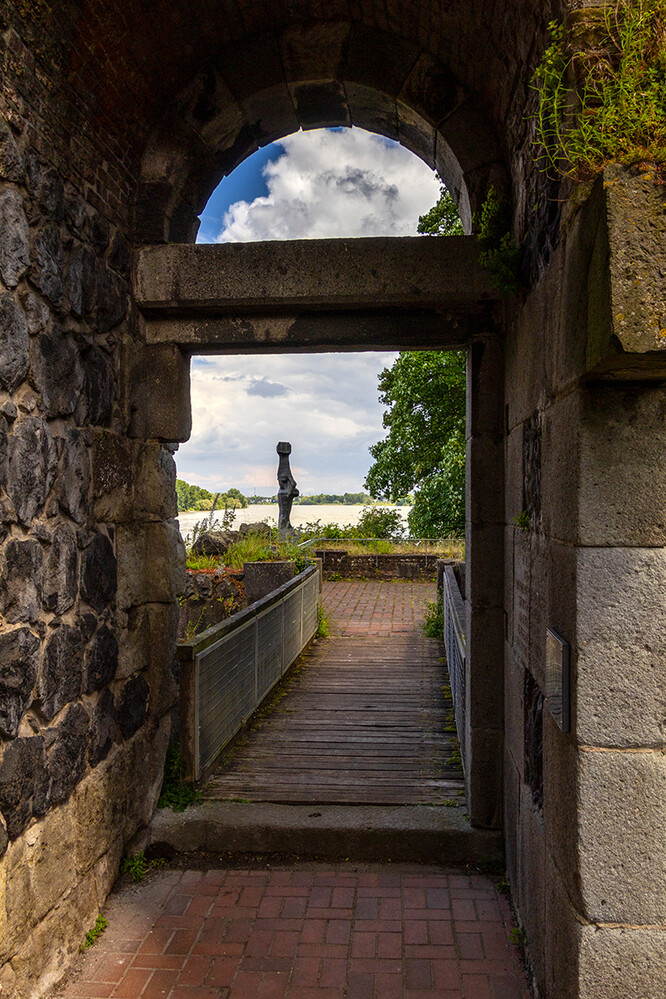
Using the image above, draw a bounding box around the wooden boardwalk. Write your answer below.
[205,580,464,806]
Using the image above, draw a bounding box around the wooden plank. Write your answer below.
[204,582,464,806]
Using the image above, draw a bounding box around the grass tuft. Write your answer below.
[532,2,666,178]
[422,594,444,638]
[316,604,330,638]
[158,745,202,812]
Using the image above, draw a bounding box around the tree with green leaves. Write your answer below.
[365,182,466,537]
[364,351,466,537]
[417,184,464,236]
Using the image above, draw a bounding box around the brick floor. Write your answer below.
[58,867,531,999]
[321,580,436,636]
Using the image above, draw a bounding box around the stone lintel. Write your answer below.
[142,309,491,353]
[134,236,499,315]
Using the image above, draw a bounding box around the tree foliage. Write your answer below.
[175,479,248,512]
[364,182,466,537]
[365,351,466,537]
[417,186,464,236]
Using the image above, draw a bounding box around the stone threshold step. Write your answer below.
[149,802,503,866]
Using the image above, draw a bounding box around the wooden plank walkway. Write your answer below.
[205,580,464,806]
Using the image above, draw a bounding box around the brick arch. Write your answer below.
[135,23,507,243]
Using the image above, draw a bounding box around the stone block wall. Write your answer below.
[0,21,186,997]
[314,549,441,580]
[503,167,666,999]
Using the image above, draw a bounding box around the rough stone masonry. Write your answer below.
[0,3,665,999]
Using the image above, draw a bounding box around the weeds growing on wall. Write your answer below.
[532,1,666,178]
[476,187,522,293]
[157,745,202,812]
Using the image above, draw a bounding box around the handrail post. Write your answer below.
[177,644,199,784]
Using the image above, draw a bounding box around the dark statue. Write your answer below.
[276,441,299,536]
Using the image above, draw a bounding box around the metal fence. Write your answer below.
[177,565,320,783]
[443,565,467,774]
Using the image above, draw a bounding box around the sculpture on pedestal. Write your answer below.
[276,441,299,536]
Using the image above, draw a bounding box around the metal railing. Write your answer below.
[443,565,467,774]
[177,564,320,783]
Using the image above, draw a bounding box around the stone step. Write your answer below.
[149,801,503,866]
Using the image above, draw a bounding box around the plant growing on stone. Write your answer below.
[185,553,219,571]
[79,914,108,952]
[120,854,150,883]
[316,604,330,638]
[422,594,444,638]
[476,186,522,294]
[532,2,666,178]
[158,745,202,812]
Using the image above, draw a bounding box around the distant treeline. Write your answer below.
[176,479,249,512]
[178,481,411,511]
[247,492,375,505]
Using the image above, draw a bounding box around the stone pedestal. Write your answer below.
[243,561,296,604]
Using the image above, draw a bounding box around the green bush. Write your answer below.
[354,506,404,539]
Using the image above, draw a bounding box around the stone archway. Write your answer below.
[135,23,507,243]
[1,4,665,998]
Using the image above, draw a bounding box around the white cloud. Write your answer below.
[178,127,442,493]
[216,128,440,242]
[176,352,398,494]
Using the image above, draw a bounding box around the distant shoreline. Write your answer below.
[179,500,410,512]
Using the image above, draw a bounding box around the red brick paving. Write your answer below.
[58,867,530,999]
[321,580,436,636]
[55,583,531,998]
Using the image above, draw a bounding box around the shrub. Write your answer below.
[355,506,404,539]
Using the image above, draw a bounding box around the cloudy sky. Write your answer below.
[176,127,441,496]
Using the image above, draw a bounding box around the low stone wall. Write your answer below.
[314,550,449,580]
[178,569,245,639]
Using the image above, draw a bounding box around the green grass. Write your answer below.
[186,553,219,571]
[532,2,666,178]
[120,854,167,884]
[316,604,330,638]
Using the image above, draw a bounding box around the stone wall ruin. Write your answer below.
[0,3,665,998]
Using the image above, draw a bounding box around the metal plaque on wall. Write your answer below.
[545,628,570,733]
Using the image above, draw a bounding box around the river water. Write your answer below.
[177,503,411,540]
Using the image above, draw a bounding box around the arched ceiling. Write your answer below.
[10,1,559,139]
[4,0,563,245]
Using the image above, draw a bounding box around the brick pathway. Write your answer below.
[321,580,437,636]
[54,580,531,999]
[58,866,530,999]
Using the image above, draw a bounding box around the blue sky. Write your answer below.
[175,128,441,496]
[196,144,276,243]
